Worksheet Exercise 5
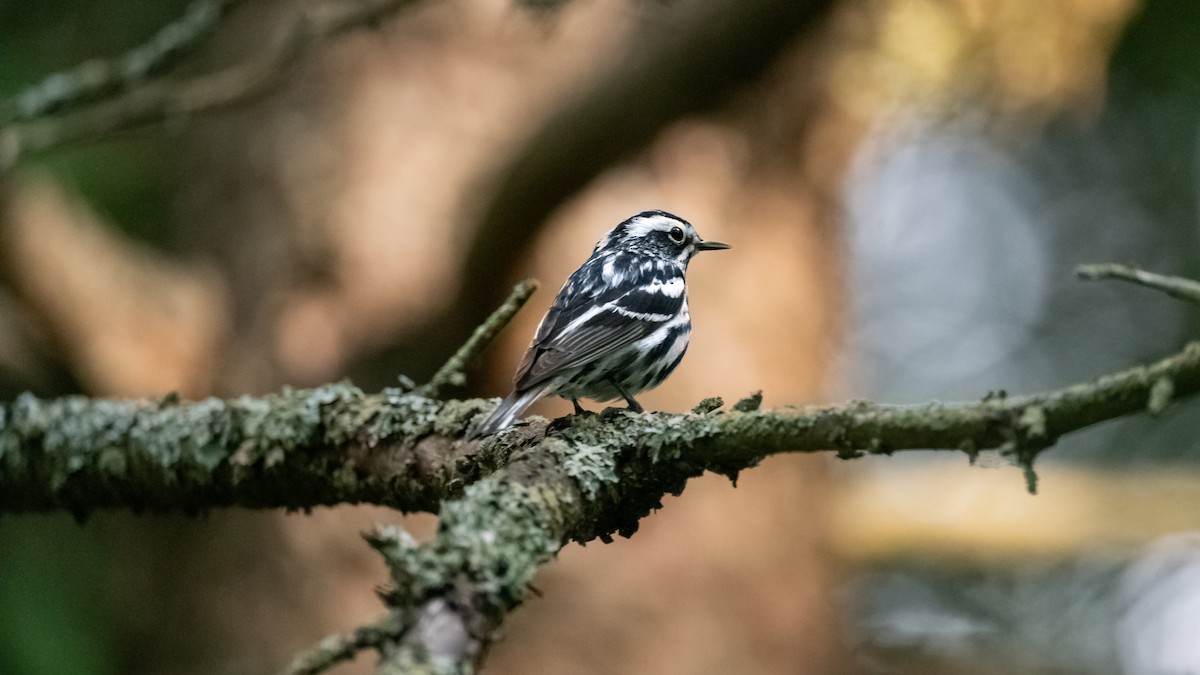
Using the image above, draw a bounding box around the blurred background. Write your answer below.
[2,0,1200,673]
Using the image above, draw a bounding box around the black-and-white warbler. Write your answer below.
[475,210,729,436]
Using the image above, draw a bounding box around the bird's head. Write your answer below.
[593,210,730,265]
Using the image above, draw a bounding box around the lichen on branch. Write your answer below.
[4,338,1200,520]
[0,383,508,518]
[7,267,1200,674]
[291,335,1200,673]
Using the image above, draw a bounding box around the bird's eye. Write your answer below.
[668,226,685,243]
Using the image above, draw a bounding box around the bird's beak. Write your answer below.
[695,239,731,252]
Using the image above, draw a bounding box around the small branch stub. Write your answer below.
[420,278,538,397]
[1077,263,1200,305]
[283,614,406,675]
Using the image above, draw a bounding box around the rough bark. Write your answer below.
[6,333,1199,522]
[3,267,1199,672]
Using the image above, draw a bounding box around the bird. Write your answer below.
[473,210,729,436]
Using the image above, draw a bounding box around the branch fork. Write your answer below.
[5,266,1200,673]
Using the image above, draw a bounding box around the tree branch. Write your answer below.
[4,334,1199,518]
[5,266,1200,672]
[1,0,246,125]
[284,612,407,675]
[1077,262,1200,305]
[344,335,1200,670]
[0,384,520,518]
[0,0,425,170]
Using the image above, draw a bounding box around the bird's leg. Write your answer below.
[609,379,645,413]
[572,399,586,415]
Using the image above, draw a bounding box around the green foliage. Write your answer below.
[0,517,119,675]
[1111,0,1200,90]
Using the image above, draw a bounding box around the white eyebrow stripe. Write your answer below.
[625,214,684,237]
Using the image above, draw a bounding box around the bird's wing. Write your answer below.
[514,252,684,390]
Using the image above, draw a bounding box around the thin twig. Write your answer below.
[1,0,246,124]
[283,614,406,675]
[1077,263,1200,305]
[0,0,422,169]
[421,278,538,397]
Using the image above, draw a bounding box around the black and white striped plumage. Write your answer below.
[475,210,729,436]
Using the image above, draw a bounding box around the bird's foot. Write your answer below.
[599,406,639,422]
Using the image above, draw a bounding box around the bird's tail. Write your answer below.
[471,384,552,438]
